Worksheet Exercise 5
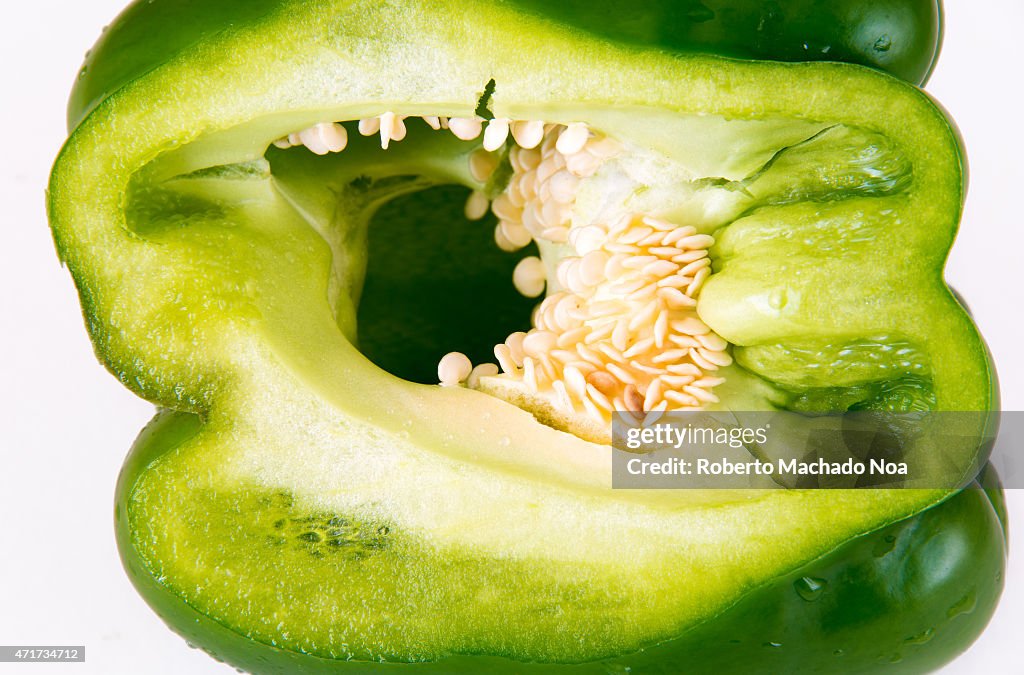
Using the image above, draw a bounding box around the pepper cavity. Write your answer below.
[275,114,732,441]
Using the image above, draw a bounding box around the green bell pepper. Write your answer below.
[49,0,1003,673]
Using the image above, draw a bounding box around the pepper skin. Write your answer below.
[50,1,1001,673]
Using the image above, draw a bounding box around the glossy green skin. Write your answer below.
[119,411,1007,674]
[68,0,941,131]
[509,0,942,86]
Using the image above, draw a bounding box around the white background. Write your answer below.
[0,1,1021,673]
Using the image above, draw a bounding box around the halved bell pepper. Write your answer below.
[49,0,1003,673]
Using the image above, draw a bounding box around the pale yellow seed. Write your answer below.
[586,370,618,394]
[513,257,547,298]
[678,234,716,250]
[698,347,733,368]
[609,278,647,295]
[654,310,669,348]
[605,243,642,254]
[582,397,606,423]
[642,216,677,231]
[298,122,347,155]
[548,170,580,204]
[467,363,499,389]
[552,380,575,413]
[661,374,696,389]
[522,330,558,358]
[319,122,349,152]
[611,319,630,351]
[626,285,658,303]
[469,149,500,183]
[565,361,598,376]
[562,259,590,295]
[664,390,700,407]
[449,117,483,140]
[652,349,690,364]
[556,123,590,155]
[536,157,562,184]
[298,126,329,155]
[622,255,658,270]
[627,301,660,332]
[587,136,621,158]
[686,267,712,297]
[642,399,670,425]
[631,361,665,376]
[672,250,709,265]
[605,362,637,385]
[500,220,533,249]
[563,365,588,399]
[624,384,644,413]
[483,118,511,152]
[697,333,729,351]
[577,346,606,366]
[672,317,711,335]
[494,225,519,252]
[666,363,703,376]
[658,287,698,308]
[565,151,601,177]
[689,348,719,371]
[570,225,607,256]
[494,344,517,374]
[491,193,522,222]
[650,247,684,258]
[586,384,614,411]
[662,226,698,245]
[378,112,407,149]
[549,349,578,364]
[517,146,542,171]
[657,276,690,289]
[541,227,570,244]
[604,253,629,278]
[358,117,381,136]
[540,200,568,229]
[464,190,490,220]
[596,343,627,364]
[637,231,668,247]
[438,352,473,386]
[523,357,539,392]
[623,336,656,358]
[680,257,712,277]
[585,301,625,318]
[510,120,545,149]
[516,183,538,211]
[521,204,544,236]
[667,334,700,348]
[536,355,557,384]
[643,260,680,277]
[684,385,719,404]
[506,332,527,365]
[583,322,615,344]
[618,227,654,245]
[507,179,527,208]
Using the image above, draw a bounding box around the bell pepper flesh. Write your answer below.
[48,0,1002,672]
